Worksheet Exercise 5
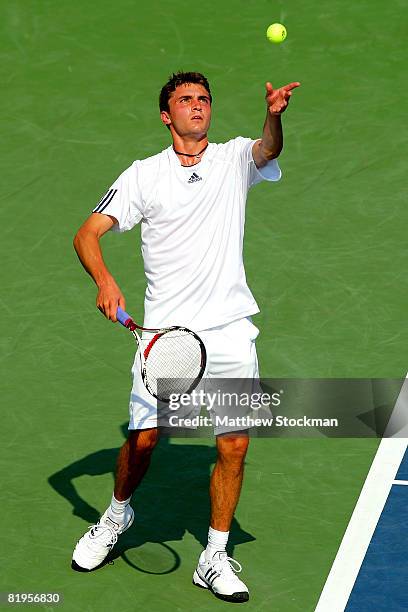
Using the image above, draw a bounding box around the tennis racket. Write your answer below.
[116,306,207,402]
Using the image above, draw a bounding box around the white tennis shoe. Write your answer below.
[71,506,134,571]
[193,550,249,603]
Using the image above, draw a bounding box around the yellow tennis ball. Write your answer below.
[266,23,287,44]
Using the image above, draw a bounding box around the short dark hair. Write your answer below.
[159,71,212,113]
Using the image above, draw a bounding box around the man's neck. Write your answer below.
[172,135,209,166]
[171,131,208,152]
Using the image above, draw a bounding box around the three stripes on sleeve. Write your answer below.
[93,189,118,214]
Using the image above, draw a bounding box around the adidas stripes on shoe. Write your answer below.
[193,550,249,603]
[71,506,134,572]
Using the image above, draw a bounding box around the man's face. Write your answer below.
[161,83,212,138]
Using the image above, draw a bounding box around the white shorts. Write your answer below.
[128,317,260,434]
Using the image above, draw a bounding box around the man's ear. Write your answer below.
[160,110,171,127]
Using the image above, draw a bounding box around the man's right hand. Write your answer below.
[96,276,126,322]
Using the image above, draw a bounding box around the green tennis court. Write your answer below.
[2,0,406,610]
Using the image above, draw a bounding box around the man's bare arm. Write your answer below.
[253,81,300,168]
[73,213,125,322]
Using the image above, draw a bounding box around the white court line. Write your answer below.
[315,376,408,612]
[393,480,408,485]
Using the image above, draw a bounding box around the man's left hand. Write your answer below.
[265,81,300,115]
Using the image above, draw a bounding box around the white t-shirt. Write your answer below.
[93,137,281,331]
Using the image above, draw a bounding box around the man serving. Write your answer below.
[72,71,299,603]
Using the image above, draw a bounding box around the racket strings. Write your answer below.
[143,330,204,400]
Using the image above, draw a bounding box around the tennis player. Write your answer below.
[72,71,299,602]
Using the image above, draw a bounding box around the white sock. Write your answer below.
[205,527,229,560]
[107,494,131,523]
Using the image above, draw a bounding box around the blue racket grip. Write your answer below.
[116,306,134,328]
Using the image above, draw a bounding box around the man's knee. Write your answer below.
[216,432,249,463]
[128,428,159,455]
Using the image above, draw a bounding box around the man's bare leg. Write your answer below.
[71,427,159,571]
[192,432,250,602]
[209,432,249,532]
[102,427,159,524]
[114,428,159,501]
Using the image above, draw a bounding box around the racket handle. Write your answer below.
[116,306,134,328]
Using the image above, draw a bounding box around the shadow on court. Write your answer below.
[48,424,254,573]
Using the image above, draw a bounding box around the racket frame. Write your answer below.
[117,308,207,402]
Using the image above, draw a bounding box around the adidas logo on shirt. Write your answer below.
[188,172,202,183]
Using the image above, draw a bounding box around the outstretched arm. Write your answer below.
[73,213,125,322]
[253,81,300,168]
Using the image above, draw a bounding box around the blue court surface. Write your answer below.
[315,378,408,611]
[346,453,408,611]
[315,433,408,609]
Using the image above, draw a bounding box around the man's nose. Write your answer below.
[192,98,202,111]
